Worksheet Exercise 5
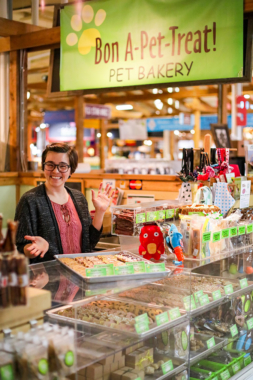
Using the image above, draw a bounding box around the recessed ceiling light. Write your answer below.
[116,104,133,110]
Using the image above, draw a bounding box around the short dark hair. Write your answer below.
[42,143,78,174]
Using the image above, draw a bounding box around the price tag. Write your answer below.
[156,210,165,220]
[134,378,142,380]
[161,360,174,375]
[114,264,134,275]
[135,321,149,334]
[224,284,234,295]
[247,317,253,330]
[183,295,196,311]
[145,263,166,273]
[230,227,238,237]
[169,307,181,321]
[212,231,221,242]
[199,294,210,306]
[212,377,218,380]
[232,362,241,375]
[146,211,157,222]
[244,355,252,366]
[206,337,215,349]
[240,278,248,289]
[221,229,230,239]
[230,324,239,337]
[0,364,14,380]
[86,267,107,277]
[194,290,204,302]
[247,224,253,234]
[156,311,169,326]
[212,289,222,301]
[132,262,146,273]
[135,313,149,325]
[94,264,114,276]
[136,213,145,224]
[202,232,211,243]
[166,209,174,219]
[220,369,231,380]
[238,225,246,235]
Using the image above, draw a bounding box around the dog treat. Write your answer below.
[55,300,163,333]
[59,251,142,277]
[16,254,28,306]
[180,204,221,215]
[7,255,19,306]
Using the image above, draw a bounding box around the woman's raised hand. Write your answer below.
[24,235,49,258]
[91,183,115,214]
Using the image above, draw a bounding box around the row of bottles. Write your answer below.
[0,214,28,308]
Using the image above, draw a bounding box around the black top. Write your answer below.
[15,184,102,264]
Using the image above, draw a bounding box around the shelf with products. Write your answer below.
[25,249,253,380]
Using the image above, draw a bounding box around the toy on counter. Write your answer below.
[138,223,164,261]
[166,224,184,265]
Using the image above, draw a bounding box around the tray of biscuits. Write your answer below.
[47,298,187,338]
[54,251,170,283]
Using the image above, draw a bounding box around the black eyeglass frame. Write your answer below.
[43,162,71,173]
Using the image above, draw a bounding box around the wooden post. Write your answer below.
[169,131,174,160]
[194,110,201,148]
[9,50,20,171]
[100,119,106,170]
[218,84,228,124]
[150,141,155,158]
[75,95,83,163]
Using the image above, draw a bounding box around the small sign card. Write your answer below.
[145,263,166,273]
[206,337,215,349]
[247,317,253,330]
[166,209,174,219]
[212,231,221,243]
[238,225,246,235]
[199,294,210,306]
[161,360,174,375]
[244,355,252,366]
[194,290,204,302]
[136,213,146,224]
[86,267,107,277]
[94,264,114,276]
[224,284,234,295]
[220,369,231,380]
[247,224,253,234]
[183,295,196,311]
[169,307,181,321]
[240,278,248,289]
[146,211,157,222]
[114,264,134,275]
[229,227,237,237]
[212,289,222,301]
[221,229,230,239]
[202,232,211,243]
[156,311,169,326]
[132,262,146,273]
[230,324,239,337]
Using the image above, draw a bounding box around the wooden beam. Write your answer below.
[100,88,218,104]
[100,120,106,170]
[9,51,20,171]
[28,67,48,74]
[0,17,44,37]
[75,96,84,163]
[194,110,201,148]
[0,27,60,53]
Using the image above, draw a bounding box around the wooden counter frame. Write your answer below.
[0,172,182,205]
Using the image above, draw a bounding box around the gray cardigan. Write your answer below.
[15,184,102,263]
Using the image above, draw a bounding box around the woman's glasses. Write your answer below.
[44,162,70,173]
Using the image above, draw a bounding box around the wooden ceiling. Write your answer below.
[12,0,253,121]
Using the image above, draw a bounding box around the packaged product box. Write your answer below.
[111,200,179,236]
[86,363,103,380]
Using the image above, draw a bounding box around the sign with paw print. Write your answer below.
[60,0,243,92]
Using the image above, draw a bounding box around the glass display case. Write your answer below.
[26,247,253,379]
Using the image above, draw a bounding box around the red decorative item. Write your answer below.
[236,95,247,126]
[197,173,209,181]
[139,224,164,261]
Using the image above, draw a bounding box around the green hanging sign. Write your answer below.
[60,0,243,91]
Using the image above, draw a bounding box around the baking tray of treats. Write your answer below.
[110,283,190,312]
[46,298,187,339]
[54,251,170,283]
[152,274,243,312]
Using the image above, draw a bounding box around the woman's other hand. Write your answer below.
[24,235,49,259]
[91,183,115,214]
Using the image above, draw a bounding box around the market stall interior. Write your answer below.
[2,0,253,379]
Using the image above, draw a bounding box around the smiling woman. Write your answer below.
[14,143,115,264]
